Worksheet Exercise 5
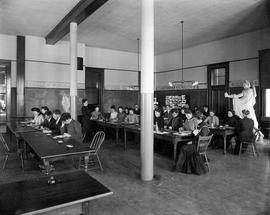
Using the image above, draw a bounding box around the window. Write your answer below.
[210,68,225,86]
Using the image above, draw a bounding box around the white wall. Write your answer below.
[155,28,270,89]
[85,47,139,90]
[25,36,85,89]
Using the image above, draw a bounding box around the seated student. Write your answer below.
[234,109,254,155]
[51,109,62,135]
[134,104,140,115]
[224,109,239,127]
[154,109,164,131]
[204,110,219,127]
[224,109,239,148]
[202,105,209,117]
[90,106,103,120]
[124,107,129,115]
[125,108,139,124]
[30,107,44,126]
[193,106,199,114]
[167,109,182,131]
[179,108,187,124]
[60,112,83,142]
[109,105,118,122]
[117,106,126,122]
[41,106,49,116]
[43,110,56,130]
[196,114,207,130]
[182,110,198,131]
[163,105,171,119]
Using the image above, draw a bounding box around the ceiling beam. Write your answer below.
[45,0,109,45]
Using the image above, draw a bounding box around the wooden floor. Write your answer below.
[0,137,270,215]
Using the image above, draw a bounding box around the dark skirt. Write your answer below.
[175,144,207,175]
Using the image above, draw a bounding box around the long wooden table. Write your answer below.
[22,132,93,174]
[92,120,122,145]
[0,171,113,215]
[122,124,193,161]
[209,126,235,154]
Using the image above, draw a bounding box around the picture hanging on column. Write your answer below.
[165,95,187,108]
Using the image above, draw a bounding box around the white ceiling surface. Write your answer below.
[0,0,269,54]
[0,0,80,36]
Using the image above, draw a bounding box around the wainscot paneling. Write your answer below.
[25,88,85,117]
[103,90,139,113]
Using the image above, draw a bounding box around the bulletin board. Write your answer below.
[165,95,187,107]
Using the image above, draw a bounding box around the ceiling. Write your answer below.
[1,0,270,54]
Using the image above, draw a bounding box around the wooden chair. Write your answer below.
[197,134,213,171]
[239,131,259,157]
[79,131,105,171]
[0,133,24,170]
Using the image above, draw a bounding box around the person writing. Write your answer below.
[59,112,83,142]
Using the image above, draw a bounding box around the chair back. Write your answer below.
[0,133,10,153]
[200,126,210,137]
[197,134,213,153]
[90,131,105,153]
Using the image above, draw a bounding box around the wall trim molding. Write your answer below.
[155,57,258,74]
[25,81,85,89]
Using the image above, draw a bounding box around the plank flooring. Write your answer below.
[0,136,270,215]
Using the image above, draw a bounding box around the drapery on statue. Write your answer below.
[224,80,258,129]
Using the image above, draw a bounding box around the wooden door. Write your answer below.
[85,67,104,112]
[207,63,229,119]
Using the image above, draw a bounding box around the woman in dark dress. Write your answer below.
[81,98,92,141]
[234,109,254,155]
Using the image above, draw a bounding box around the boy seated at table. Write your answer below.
[166,109,182,131]
[91,106,104,120]
[204,110,219,127]
[59,112,83,142]
[109,105,118,122]
[117,106,126,122]
[42,110,56,131]
[125,108,139,124]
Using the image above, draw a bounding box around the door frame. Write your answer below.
[0,60,11,121]
[85,67,104,112]
[207,62,230,115]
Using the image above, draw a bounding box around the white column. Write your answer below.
[70,22,77,119]
[140,0,154,181]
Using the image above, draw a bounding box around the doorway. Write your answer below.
[85,67,104,112]
[207,62,229,119]
[0,60,11,123]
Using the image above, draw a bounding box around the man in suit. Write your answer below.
[60,112,83,142]
[234,109,254,155]
[43,110,56,130]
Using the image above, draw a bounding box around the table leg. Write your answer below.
[173,139,177,162]
[116,128,119,145]
[223,135,227,155]
[82,201,90,215]
[43,160,50,175]
[124,128,127,150]
[84,155,89,172]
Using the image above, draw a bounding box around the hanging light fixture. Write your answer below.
[168,21,198,88]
